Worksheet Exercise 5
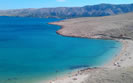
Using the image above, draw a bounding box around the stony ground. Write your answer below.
[83,67,133,83]
[51,12,133,40]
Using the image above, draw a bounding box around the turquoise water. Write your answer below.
[0,16,121,83]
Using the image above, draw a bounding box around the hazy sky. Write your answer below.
[0,0,133,9]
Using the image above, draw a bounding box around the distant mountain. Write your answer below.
[0,3,133,18]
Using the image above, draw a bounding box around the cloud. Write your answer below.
[56,0,66,2]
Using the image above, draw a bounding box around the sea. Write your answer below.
[0,16,121,83]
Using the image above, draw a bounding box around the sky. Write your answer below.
[0,0,133,10]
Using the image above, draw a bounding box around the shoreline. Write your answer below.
[45,14,133,83]
[47,34,133,83]
[48,22,116,40]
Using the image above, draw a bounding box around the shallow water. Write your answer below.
[0,16,121,83]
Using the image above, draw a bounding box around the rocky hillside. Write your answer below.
[0,3,133,18]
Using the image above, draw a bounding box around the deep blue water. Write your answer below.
[0,16,121,83]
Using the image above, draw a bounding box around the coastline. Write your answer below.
[48,22,111,39]
[45,13,133,83]
[45,31,133,83]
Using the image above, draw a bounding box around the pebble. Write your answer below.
[73,78,77,80]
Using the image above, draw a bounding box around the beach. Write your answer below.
[45,40,133,83]
[46,13,133,83]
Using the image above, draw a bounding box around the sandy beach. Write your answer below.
[46,13,133,83]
